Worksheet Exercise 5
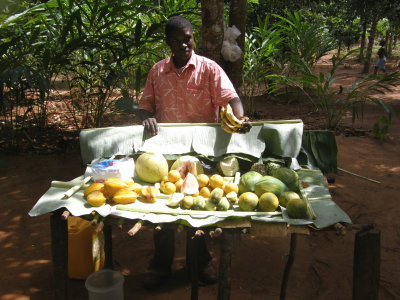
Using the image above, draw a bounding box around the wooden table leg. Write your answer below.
[353,225,380,300]
[50,210,68,300]
[103,221,113,269]
[218,229,235,300]
[280,233,297,300]
[189,229,199,300]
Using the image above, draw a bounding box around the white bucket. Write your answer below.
[85,269,124,300]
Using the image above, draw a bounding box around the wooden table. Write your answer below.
[49,209,312,300]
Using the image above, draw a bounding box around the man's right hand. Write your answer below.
[142,117,159,136]
[139,109,159,136]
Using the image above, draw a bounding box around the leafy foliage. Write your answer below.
[372,115,392,141]
[1,0,400,153]
[242,16,282,115]
[0,0,200,138]
[274,11,335,68]
[268,50,400,130]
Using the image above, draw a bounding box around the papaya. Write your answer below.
[271,167,299,191]
[238,171,263,194]
[254,176,288,198]
[180,172,199,195]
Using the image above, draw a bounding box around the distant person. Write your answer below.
[374,40,387,74]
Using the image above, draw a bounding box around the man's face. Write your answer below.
[166,27,194,62]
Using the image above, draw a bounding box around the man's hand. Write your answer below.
[142,117,158,136]
[139,109,158,136]
[219,97,251,134]
[220,104,252,134]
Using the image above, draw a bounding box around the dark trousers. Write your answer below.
[150,227,212,273]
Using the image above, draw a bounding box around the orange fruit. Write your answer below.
[163,182,177,195]
[209,174,224,189]
[168,170,181,183]
[199,186,211,199]
[196,174,209,188]
[224,182,239,194]
[175,178,184,192]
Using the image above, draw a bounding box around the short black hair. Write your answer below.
[379,40,385,46]
[165,16,193,39]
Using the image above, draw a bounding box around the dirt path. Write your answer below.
[1,58,400,300]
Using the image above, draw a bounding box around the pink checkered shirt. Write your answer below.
[139,52,238,123]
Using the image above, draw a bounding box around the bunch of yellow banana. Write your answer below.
[220,104,252,134]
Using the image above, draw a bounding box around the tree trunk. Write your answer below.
[388,31,393,57]
[359,18,367,62]
[199,0,224,65]
[337,40,342,58]
[362,16,378,74]
[225,0,247,91]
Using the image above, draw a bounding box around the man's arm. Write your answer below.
[229,97,245,119]
[139,109,158,136]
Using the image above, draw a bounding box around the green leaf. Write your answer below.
[134,18,142,45]
[371,98,400,119]
[0,0,59,28]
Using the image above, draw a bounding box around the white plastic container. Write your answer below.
[85,269,124,300]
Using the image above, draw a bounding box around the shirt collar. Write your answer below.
[165,51,197,73]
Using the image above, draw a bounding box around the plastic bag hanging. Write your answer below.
[221,25,243,62]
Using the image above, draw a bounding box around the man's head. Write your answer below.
[379,40,385,47]
[165,16,194,65]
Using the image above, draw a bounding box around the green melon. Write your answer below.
[272,167,299,191]
[279,191,301,208]
[238,192,259,212]
[286,198,308,219]
[254,176,288,198]
[258,192,279,212]
[238,171,263,194]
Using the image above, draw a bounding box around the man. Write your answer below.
[139,16,245,289]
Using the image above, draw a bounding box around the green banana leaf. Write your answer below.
[300,130,338,174]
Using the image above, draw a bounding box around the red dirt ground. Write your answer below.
[1,57,400,300]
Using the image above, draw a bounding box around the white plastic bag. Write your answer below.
[224,25,241,42]
[221,25,242,62]
[221,40,243,62]
[89,157,135,182]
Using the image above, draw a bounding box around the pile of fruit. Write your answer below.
[83,152,309,219]
[84,178,140,207]
[237,168,308,219]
